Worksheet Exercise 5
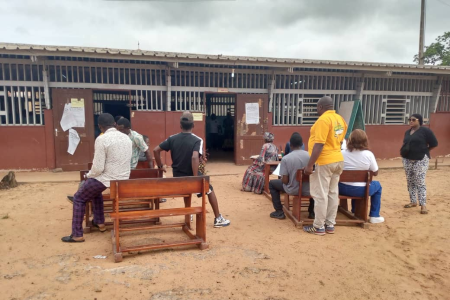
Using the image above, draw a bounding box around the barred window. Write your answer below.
[0,86,46,126]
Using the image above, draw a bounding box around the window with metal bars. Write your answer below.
[0,86,46,126]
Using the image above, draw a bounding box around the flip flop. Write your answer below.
[92,220,107,232]
[61,235,85,243]
[421,209,429,214]
[404,203,418,208]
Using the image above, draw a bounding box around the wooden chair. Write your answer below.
[263,161,281,200]
[79,168,163,233]
[109,176,210,262]
[283,169,373,228]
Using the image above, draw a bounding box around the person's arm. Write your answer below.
[279,159,289,184]
[305,119,329,175]
[87,138,106,178]
[153,146,166,173]
[305,143,324,175]
[426,128,438,151]
[192,150,200,176]
[368,151,379,176]
[135,134,152,168]
[144,149,153,168]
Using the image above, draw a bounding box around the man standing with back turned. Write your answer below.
[303,96,347,235]
[153,111,230,228]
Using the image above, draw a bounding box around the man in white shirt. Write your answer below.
[62,113,132,243]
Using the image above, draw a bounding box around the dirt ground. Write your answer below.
[0,165,449,300]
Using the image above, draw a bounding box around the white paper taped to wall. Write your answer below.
[60,103,77,131]
[245,103,259,124]
[68,129,80,155]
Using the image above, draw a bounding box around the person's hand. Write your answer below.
[304,165,314,176]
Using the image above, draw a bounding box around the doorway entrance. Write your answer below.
[205,93,236,163]
[93,90,131,138]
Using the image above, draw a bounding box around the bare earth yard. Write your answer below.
[0,166,449,300]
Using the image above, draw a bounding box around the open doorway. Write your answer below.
[93,90,130,138]
[205,93,236,163]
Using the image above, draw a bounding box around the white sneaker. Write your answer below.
[369,216,385,224]
[214,214,230,228]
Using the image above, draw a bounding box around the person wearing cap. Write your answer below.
[117,117,153,169]
[153,111,231,228]
[241,132,278,194]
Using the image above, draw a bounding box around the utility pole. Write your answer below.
[418,0,426,65]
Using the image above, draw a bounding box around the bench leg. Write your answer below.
[292,196,301,224]
[154,199,161,225]
[184,196,192,230]
[195,212,208,249]
[112,220,122,262]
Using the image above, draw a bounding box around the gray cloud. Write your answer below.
[1,0,449,64]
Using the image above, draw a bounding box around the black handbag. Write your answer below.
[400,141,410,157]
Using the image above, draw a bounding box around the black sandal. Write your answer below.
[61,235,85,243]
[92,220,107,232]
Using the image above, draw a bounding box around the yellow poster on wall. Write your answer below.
[71,98,85,108]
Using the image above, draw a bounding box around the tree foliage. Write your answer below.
[414,31,450,66]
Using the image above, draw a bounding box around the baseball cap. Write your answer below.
[180,111,194,123]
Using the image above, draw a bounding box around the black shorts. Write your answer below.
[197,171,213,197]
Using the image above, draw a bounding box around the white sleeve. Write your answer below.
[367,151,378,172]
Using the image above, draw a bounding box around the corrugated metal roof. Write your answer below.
[1,42,450,72]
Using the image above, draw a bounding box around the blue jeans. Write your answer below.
[338,181,382,218]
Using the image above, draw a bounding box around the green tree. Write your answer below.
[414,31,450,65]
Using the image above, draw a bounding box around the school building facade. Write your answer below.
[0,43,449,170]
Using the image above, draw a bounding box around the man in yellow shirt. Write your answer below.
[303,96,347,235]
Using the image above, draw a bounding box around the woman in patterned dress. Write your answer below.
[400,114,438,214]
[241,132,278,194]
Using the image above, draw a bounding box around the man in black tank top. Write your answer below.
[153,111,230,228]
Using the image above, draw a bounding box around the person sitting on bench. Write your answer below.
[338,129,384,224]
[284,133,305,156]
[269,133,314,219]
[153,111,231,228]
[61,113,132,243]
[139,135,150,162]
[117,117,153,169]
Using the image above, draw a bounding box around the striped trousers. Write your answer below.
[72,178,106,237]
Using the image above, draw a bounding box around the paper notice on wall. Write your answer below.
[60,103,77,131]
[71,98,85,108]
[71,106,85,128]
[245,103,259,124]
[68,129,81,155]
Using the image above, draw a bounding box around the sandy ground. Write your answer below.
[1,165,450,300]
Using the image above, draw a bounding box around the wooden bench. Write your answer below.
[283,169,373,228]
[109,176,210,262]
[263,161,281,199]
[79,168,163,233]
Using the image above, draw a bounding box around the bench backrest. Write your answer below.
[296,169,373,184]
[110,176,210,200]
[79,168,163,182]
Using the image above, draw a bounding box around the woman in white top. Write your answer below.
[339,129,384,224]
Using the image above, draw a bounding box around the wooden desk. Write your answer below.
[263,161,281,200]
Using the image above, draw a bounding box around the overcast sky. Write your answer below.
[1,0,449,64]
